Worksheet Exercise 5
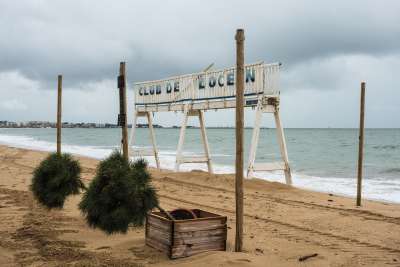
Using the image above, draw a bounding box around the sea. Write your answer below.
[0,128,399,203]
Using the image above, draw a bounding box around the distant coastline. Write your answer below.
[0,121,268,129]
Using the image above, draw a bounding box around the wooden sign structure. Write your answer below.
[128,58,292,184]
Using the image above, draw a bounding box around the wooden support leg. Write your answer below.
[274,110,292,185]
[198,110,213,174]
[146,112,160,170]
[129,111,138,153]
[247,102,263,178]
[175,106,189,172]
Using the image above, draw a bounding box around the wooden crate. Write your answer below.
[145,209,227,259]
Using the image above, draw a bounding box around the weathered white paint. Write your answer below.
[129,111,160,170]
[130,61,292,184]
[175,107,213,173]
[274,109,292,185]
[134,62,280,111]
[246,99,292,185]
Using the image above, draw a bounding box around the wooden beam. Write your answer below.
[146,112,161,169]
[56,75,62,156]
[135,97,279,113]
[235,28,245,252]
[247,100,262,178]
[357,82,366,206]
[175,105,189,171]
[119,62,129,161]
[274,110,293,185]
[129,110,138,148]
[198,110,213,174]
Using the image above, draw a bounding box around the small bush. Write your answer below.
[31,152,84,209]
[79,151,158,234]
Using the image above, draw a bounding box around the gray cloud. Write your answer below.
[1,1,399,85]
[0,0,399,127]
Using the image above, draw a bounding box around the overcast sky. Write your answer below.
[0,0,399,127]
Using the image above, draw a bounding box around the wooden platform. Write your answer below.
[145,209,227,259]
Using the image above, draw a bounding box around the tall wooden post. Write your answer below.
[356,82,366,206]
[235,29,245,252]
[119,62,129,161]
[56,75,62,156]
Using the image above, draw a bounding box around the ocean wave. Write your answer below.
[0,133,399,203]
[372,144,400,150]
[380,167,400,174]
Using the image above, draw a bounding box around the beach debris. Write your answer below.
[237,258,252,262]
[255,248,264,254]
[298,253,318,262]
[96,246,110,250]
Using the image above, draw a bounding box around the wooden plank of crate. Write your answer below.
[147,221,172,234]
[172,241,225,255]
[147,224,171,237]
[174,216,226,225]
[171,241,226,259]
[173,234,226,245]
[147,228,171,245]
[147,232,171,246]
[174,219,226,232]
[147,215,171,231]
[146,237,170,253]
[174,227,226,239]
[174,223,226,233]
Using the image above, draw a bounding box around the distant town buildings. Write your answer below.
[0,121,164,129]
[0,121,18,128]
[0,121,260,129]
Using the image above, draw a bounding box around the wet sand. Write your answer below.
[0,145,399,266]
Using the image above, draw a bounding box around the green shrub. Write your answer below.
[31,152,84,209]
[79,151,159,234]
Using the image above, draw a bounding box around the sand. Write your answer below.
[0,145,399,266]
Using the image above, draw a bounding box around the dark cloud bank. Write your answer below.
[0,0,399,127]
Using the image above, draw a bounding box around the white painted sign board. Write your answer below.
[134,62,280,110]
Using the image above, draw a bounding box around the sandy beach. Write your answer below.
[0,144,399,266]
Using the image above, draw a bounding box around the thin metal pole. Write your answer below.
[56,75,62,156]
[119,62,129,161]
[357,82,366,206]
[235,29,245,252]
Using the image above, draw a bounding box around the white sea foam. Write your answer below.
[0,133,399,204]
